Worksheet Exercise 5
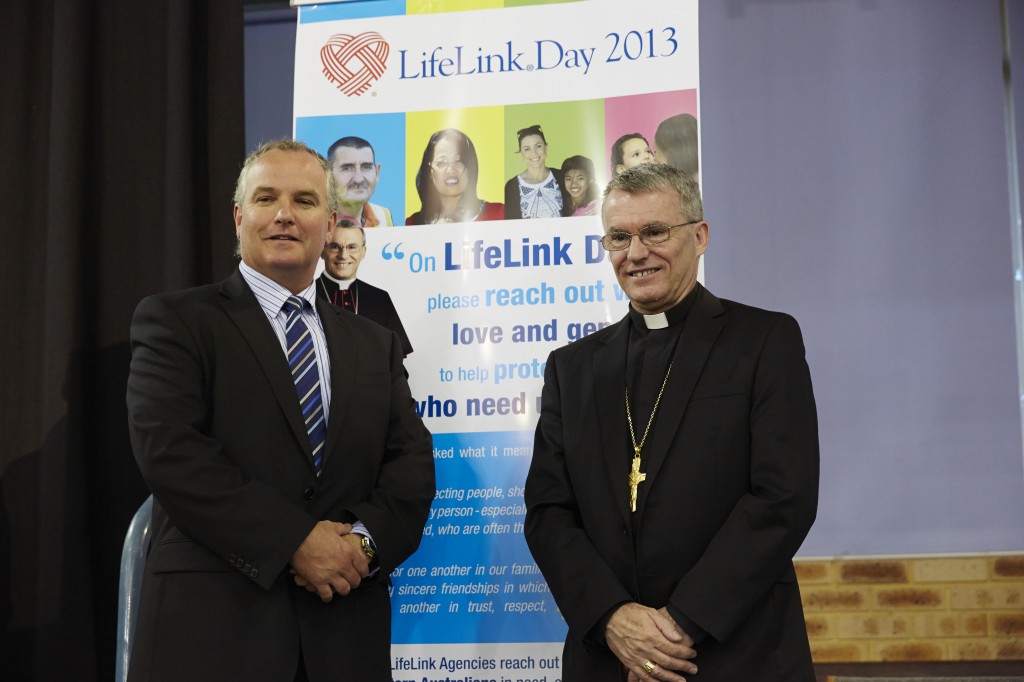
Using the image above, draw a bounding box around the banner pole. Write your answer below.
[999,0,1024,479]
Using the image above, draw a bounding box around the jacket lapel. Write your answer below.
[317,297,349,468]
[638,288,726,510]
[593,317,633,525]
[219,269,313,463]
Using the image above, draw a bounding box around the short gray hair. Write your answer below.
[603,162,703,222]
[334,218,366,245]
[233,139,339,215]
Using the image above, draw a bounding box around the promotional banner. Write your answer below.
[294,1,699,678]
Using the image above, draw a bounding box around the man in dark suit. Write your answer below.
[317,220,413,357]
[524,163,818,682]
[126,139,434,681]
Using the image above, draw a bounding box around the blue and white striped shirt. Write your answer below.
[237,264,375,548]
[239,262,331,424]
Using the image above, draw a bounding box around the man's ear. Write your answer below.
[326,212,337,244]
[694,221,709,257]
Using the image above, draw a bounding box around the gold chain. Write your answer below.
[625,362,674,457]
[625,362,673,512]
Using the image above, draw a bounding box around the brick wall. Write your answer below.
[796,554,1024,663]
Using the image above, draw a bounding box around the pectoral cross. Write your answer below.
[628,450,646,513]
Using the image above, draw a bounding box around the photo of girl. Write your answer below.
[559,155,599,217]
[610,132,654,176]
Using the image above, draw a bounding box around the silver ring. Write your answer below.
[642,660,657,675]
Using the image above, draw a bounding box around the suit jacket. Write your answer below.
[126,268,434,681]
[316,275,414,357]
[524,286,818,682]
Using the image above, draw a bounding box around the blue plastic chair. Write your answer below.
[115,495,153,682]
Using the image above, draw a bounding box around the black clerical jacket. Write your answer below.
[525,286,819,681]
[317,275,414,357]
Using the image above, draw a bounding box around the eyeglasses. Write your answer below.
[430,159,466,174]
[325,243,364,254]
[599,221,701,251]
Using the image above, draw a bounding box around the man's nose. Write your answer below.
[626,235,649,259]
[275,202,296,223]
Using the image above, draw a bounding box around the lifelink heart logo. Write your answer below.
[320,32,390,97]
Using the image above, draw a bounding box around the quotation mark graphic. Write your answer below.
[320,32,390,97]
[381,242,405,261]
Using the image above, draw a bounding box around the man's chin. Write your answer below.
[625,291,667,314]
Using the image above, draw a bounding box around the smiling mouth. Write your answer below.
[628,268,659,278]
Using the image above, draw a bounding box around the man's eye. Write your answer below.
[340,165,355,172]
[360,164,375,172]
[644,226,669,239]
[609,233,631,245]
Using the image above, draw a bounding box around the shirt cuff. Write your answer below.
[350,521,373,544]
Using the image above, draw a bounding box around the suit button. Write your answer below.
[303,487,315,500]
[250,568,259,578]
[244,563,251,573]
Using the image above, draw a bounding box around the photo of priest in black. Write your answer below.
[317,218,414,358]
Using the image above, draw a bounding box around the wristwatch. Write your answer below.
[359,535,379,570]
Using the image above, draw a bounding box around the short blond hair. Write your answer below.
[233,139,339,215]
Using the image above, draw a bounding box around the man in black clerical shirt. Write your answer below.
[524,163,819,682]
[317,219,414,357]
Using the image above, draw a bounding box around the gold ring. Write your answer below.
[642,660,657,675]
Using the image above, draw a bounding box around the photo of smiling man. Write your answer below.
[317,218,414,357]
[327,136,394,227]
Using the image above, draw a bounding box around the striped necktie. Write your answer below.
[283,296,326,473]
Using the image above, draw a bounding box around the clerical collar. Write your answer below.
[642,312,669,330]
[627,284,701,331]
[322,272,355,290]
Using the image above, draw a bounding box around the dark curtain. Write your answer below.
[0,1,244,679]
